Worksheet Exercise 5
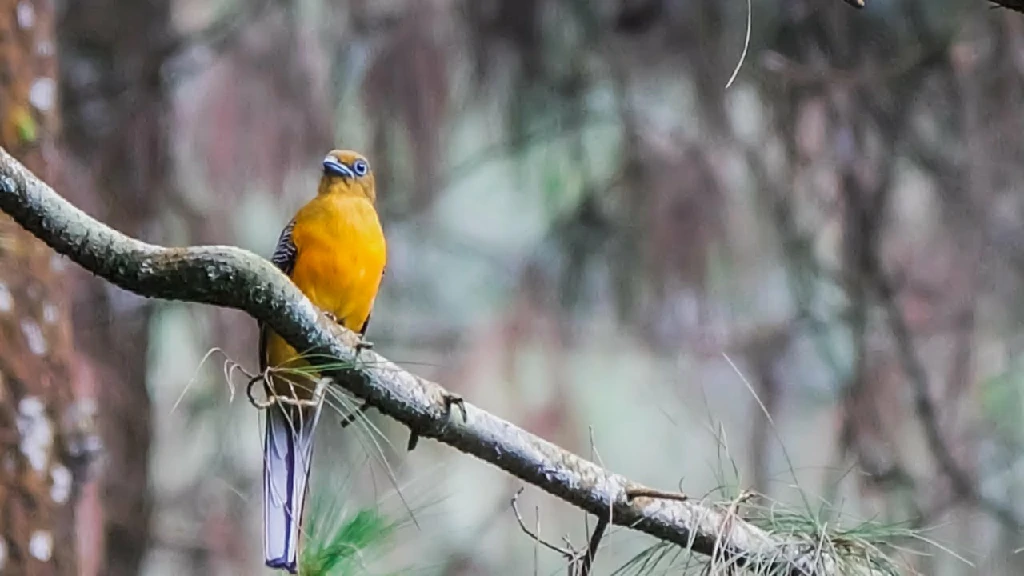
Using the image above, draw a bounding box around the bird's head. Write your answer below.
[318,149,376,203]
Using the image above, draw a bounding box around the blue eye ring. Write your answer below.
[353,159,369,176]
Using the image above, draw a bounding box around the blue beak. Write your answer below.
[323,158,355,178]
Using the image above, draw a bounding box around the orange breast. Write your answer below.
[265,194,386,394]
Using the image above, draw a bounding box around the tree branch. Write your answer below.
[870,263,1024,531]
[987,0,1024,14]
[0,146,882,576]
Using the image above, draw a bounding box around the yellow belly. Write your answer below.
[265,194,386,396]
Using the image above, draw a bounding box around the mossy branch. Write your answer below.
[0,146,888,576]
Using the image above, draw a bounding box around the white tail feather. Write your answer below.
[263,404,320,573]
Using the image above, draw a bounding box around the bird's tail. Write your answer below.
[263,403,320,573]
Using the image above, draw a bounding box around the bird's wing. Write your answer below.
[270,218,298,275]
[259,219,298,371]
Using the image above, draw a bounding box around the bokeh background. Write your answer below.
[2,0,1024,574]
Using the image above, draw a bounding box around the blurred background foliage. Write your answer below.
[3,0,1024,574]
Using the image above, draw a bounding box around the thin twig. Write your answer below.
[724,0,751,89]
[580,516,609,576]
[511,488,575,559]
[625,487,689,503]
[871,264,1024,530]
[512,485,610,576]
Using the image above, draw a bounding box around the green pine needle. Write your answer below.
[301,506,397,576]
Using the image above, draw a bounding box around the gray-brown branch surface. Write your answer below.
[0,146,877,576]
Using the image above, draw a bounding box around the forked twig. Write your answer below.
[512,488,576,559]
[511,487,612,576]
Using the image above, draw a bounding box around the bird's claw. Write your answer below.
[323,311,374,355]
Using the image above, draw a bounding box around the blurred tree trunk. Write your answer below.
[58,0,173,573]
[0,0,79,574]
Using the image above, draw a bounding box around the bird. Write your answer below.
[257,149,387,573]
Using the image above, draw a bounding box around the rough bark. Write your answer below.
[0,1,78,574]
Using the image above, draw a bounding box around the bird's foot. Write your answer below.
[355,337,374,354]
[323,311,373,355]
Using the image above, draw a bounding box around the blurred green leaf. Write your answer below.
[301,507,396,576]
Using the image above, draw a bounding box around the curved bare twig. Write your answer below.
[0,146,883,576]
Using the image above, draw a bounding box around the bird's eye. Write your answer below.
[353,159,369,176]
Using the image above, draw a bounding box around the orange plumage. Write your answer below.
[259,149,386,573]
